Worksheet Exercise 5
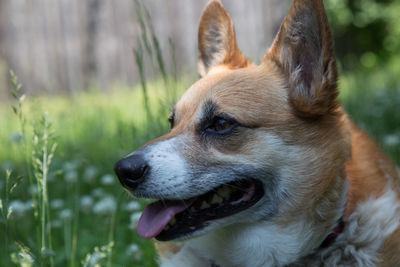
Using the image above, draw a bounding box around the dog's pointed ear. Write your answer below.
[264,0,338,118]
[198,0,250,77]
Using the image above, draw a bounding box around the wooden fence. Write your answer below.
[0,0,288,96]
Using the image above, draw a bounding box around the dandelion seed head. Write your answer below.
[50,199,65,210]
[52,219,62,228]
[63,161,79,172]
[129,211,142,229]
[28,185,38,196]
[124,201,141,212]
[9,200,31,218]
[64,170,78,183]
[93,196,116,215]
[126,243,142,260]
[100,174,115,185]
[80,195,94,212]
[91,188,106,198]
[384,134,400,147]
[83,166,98,184]
[25,200,33,210]
[59,208,73,220]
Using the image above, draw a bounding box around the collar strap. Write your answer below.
[319,175,349,249]
[319,217,345,249]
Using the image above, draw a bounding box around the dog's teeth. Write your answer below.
[218,186,231,199]
[200,201,210,210]
[211,194,223,204]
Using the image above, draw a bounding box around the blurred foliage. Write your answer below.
[325,0,400,163]
[325,0,400,71]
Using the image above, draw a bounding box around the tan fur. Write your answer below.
[381,228,400,266]
[345,121,400,216]
[135,0,400,265]
[154,242,182,259]
[344,121,400,266]
[198,0,251,77]
[265,0,338,118]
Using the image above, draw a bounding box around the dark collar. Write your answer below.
[319,217,345,249]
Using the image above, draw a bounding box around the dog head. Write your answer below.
[115,0,350,242]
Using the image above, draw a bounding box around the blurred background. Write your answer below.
[0,0,288,96]
[0,0,399,266]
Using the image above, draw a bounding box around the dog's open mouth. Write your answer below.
[137,179,264,241]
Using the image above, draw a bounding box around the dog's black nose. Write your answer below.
[114,154,148,190]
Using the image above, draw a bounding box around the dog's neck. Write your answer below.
[318,182,349,250]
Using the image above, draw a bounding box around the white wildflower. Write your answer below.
[63,161,79,172]
[126,243,142,260]
[9,200,30,218]
[93,196,116,215]
[59,208,73,220]
[100,174,115,185]
[91,188,106,198]
[52,220,62,228]
[1,162,14,172]
[129,211,142,229]
[50,199,65,209]
[64,170,78,183]
[28,185,38,196]
[82,242,113,267]
[124,201,141,212]
[24,200,33,211]
[80,196,94,212]
[383,134,400,147]
[83,166,98,184]
[10,247,34,267]
[87,251,104,266]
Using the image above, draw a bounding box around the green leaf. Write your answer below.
[11,106,18,115]
[7,206,13,219]
[10,176,23,193]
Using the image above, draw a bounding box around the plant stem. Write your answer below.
[41,121,48,265]
[4,171,11,267]
[70,179,80,267]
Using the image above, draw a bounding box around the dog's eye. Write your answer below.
[214,119,232,132]
[168,112,175,129]
[207,117,236,134]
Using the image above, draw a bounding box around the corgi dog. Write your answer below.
[114,0,400,266]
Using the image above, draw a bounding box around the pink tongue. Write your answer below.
[137,200,188,238]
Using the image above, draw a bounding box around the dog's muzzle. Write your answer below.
[114,154,148,190]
